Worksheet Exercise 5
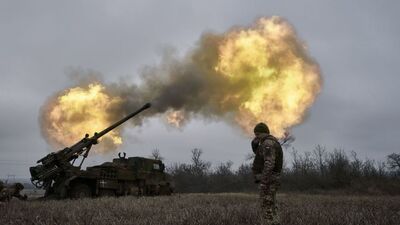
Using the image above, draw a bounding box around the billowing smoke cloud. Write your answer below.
[40,17,322,153]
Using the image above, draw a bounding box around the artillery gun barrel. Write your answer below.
[30,102,152,188]
[94,102,151,139]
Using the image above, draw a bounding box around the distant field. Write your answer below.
[21,189,45,199]
[1,193,399,225]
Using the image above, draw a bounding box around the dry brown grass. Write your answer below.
[1,193,399,225]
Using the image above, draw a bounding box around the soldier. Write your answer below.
[0,182,27,202]
[0,180,8,202]
[251,122,283,225]
[0,180,4,192]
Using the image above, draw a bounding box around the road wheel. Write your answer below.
[159,184,173,195]
[99,189,116,197]
[145,185,158,196]
[69,184,92,199]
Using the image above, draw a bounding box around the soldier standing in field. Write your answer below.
[0,180,4,192]
[251,122,283,225]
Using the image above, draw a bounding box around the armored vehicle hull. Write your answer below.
[29,103,174,199]
[44,155,173,199]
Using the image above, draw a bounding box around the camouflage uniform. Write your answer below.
[252,123,283,225]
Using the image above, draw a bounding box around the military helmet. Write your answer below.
[254,122,270,134]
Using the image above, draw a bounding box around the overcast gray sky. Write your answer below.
[1,0,399,179]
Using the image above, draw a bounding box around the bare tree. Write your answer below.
[377,161,386,177]
[151,148,164,161]
[215,161,234,176]
[349,151,362,177]
[279,131,295,149]
[313,145,327,175]
[191,148,211,176]
[290,148,301,172]
[387,153,400,171]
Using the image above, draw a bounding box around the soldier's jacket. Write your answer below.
[252,135,283,185]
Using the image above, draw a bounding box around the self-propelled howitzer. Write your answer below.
[30,103,151,194]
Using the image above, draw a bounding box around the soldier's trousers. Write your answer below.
[259,183,280,225]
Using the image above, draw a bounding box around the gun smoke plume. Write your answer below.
[40,17,322,153]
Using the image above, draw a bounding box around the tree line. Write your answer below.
[153,147,400,194]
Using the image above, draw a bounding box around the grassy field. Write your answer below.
[1,193,399,225]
